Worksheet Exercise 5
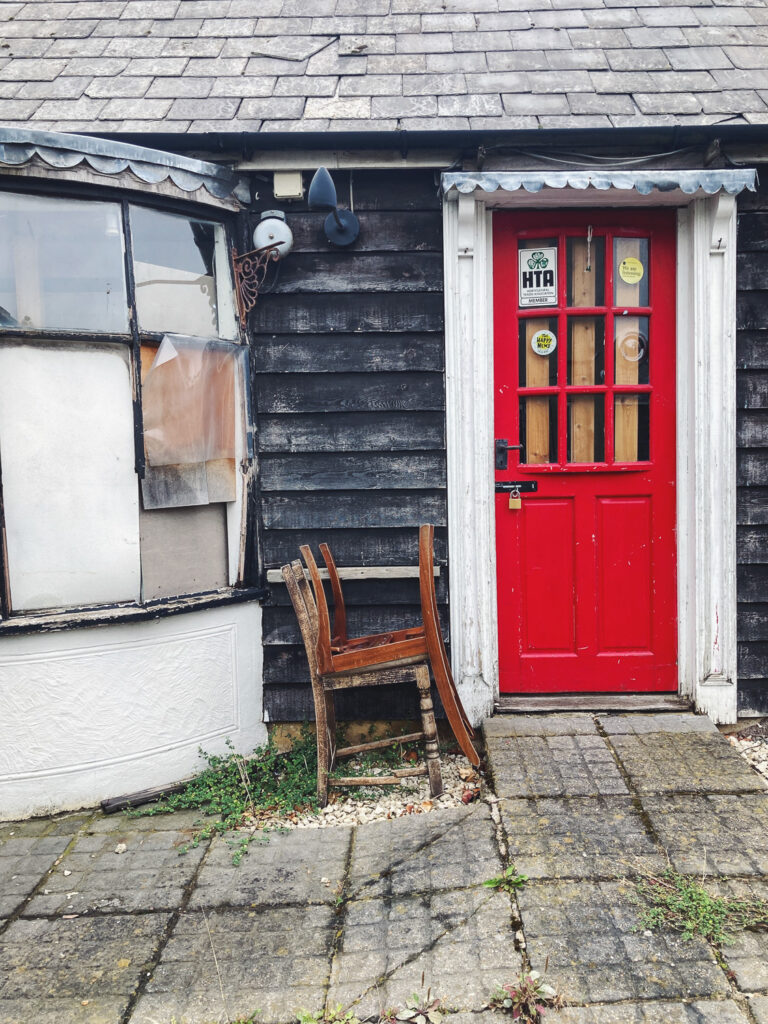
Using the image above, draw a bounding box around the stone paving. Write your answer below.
[0,712,767,1024]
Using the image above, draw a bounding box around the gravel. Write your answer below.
[244,753,486,831]
[728,719,768,787]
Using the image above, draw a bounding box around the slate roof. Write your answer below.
[0,0,767,135]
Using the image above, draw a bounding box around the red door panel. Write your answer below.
[493,209,677,693]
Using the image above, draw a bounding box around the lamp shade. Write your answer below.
[308,166,338,212]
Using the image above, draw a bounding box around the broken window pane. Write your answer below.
[0,193,128,334]
[130,206,235,339]
[140,335,245,510]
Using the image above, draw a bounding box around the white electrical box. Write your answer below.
[273,171,304,200]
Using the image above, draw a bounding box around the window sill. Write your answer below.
[0,586,269,637]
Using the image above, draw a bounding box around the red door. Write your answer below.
[493,209,677,693]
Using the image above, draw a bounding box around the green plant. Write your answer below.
[634,868,768,944]
[484,866,528,895]
[383,991,443,1024]
[490,970,564,1021]
[296,1005,359,1024]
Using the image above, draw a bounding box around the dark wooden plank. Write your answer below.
[255,372,444,414]
[737,410,768,447]
[332,171,442,212]
[277,211,442,253]
[251,292,444,334]
[737,252,768,290]
[738,212,768,252]
[738,525,768,563]
[258,412,445,454]
[263,681,429,722]
[738,372,768,410]
[264,604,425,644]
[738,564,768,602]
[495,694,691,713]
[271,253,443,294]
[262,526,448,568]
[738,604,768,642]
[737,293,768,331]
[736,185,768,213]
[261,491,447,530]
[738,450,768,487]
[737,679,768,716]
[738,642,768,678]
[267,575,449,607]
[738,487,768,524]
[253,334,444,374]
[261,452,447,491]
[737,332,768,368]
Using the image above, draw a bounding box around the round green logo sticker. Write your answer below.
[531,329,557,356]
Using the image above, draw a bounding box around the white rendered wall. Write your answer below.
[0,603,266,820]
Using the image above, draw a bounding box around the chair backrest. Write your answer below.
[319,542,347,645]
[281,560,320,680]
[300,544,335,675]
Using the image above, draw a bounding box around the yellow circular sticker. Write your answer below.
[531,329,557,356]
[619,257,644,285]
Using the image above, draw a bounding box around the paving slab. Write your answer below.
[500,795,664,880]
[556,1000,751,1023]
[0,832,73,918]
[0,913,169,1024]
[486,734,628,798]
[517,879,729,1003]
[131,904,335,1024]
[718,878,768,993]
[750,995,768,1024]
[326,888,519,1017]
[348,804,501,899]
[606,730,764,795]
[23,824,208,916]
[484,714,597,738]
[643,793,768,875]
[598,714,719,736]
[189,824,352,909]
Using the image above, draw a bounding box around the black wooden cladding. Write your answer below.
[737,175,768,715]
[251,170,448,723]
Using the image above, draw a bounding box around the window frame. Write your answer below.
[0,177,266,634]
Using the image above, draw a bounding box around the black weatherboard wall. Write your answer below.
[737,169,768,716]
[250,169,449,723]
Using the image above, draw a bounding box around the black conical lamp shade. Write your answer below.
[308,166,337,212]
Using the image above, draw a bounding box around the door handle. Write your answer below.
[495,438,524,470]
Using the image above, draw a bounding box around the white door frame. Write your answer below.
[443,183,740,725]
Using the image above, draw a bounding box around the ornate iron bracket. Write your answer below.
[232,243,282,327]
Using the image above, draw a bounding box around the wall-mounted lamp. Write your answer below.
[233,210,294,326]
[308,166,360,248]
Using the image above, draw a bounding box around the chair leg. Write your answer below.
[313,683,333,808]
[415,663,443,798]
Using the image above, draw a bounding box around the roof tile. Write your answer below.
[210,76,278,97]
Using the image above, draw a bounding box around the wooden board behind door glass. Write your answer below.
[493,210,677,693]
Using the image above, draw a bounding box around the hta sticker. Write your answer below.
[519,246,557,307]
[619,256,644,285]
[531,329,557,356]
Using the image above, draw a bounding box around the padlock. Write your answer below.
[509,487,522,510]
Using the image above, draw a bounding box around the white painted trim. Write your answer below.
[443,181,741,725]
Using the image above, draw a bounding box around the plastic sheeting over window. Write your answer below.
[141,335,246,510]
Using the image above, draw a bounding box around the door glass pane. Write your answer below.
[519,396,557,465]
[0,193,128,333]
[519,317,558,386]
[614,237,649,307]
[614,394,650,462]
[567,235,605,307]
[567,316,604,385]
[615,315,649,385]
[568,396,604,463]
[131,206,227,338]
[518,237,558,309]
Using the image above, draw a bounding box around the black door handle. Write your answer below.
[495,438,524,470]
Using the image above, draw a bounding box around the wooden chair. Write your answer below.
[282,552,443,808]
[319,531,478,760]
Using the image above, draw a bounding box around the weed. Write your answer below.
[296,1005,359,1024]
[380,990,443,1024]
[490,970,564,1021]
[483,866,528,895]
[634,868,768,944]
